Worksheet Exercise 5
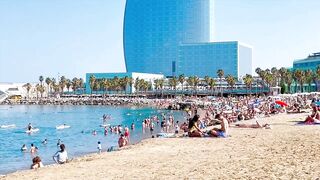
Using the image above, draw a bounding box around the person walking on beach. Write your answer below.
[97,141,102,154]
[53,144,68,164]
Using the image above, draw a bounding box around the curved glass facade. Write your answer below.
[124,0,212,76]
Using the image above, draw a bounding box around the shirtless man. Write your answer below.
[208,114,229,138]
[234,121,271,129]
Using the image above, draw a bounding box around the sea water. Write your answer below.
[0,105,185,174]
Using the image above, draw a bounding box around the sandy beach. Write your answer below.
[2,112,320,179]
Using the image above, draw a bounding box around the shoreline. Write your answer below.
[4,112,320,179]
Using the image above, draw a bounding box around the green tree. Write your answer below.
[243,74,253,94]
[294,69,304,93]
[89,75,96,95]
[23,83,32,99]
[217,69,224,96]
[45,77,52,97]
[169,76,178,96]
[178,74,185,93]
[39,76,44,86]
[304,69,313,92]
[226,75,236,93]
[71,78,79,94]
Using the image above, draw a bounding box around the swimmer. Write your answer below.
[27,123,32,131]
[30,143,38,153]
[92,130,97,136]
[21,144,27,152]
[42,139,47,145]
[57,139,62,146]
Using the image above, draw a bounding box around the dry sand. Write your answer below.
[2,112,320,179]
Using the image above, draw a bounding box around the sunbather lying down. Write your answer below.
[234,121,271,129]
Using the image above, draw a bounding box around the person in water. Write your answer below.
[92,130,97,135]
[118,134,128,148]
[21,144,28,152]
[53,144,68,164]
[57,139,62,146]
[42,139,47,145]
[27,123,32,131]
[30,143,38,153]
[31,156,44,169]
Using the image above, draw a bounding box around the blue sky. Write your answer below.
[0,0,320,82]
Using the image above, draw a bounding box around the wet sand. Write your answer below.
[2,112,320,179]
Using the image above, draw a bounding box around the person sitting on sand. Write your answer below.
[188,115,204,137]
[305,104,320,124]
[53,144,68,164]
[234,121,271,129]
[208,114,229,138]
[30,156,44,169]
[118,134,128,148]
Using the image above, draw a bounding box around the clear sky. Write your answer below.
[1,0,320,82]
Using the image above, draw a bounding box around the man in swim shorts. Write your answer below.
[208,114,229,138]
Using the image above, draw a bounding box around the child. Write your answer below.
[97,141,102,154]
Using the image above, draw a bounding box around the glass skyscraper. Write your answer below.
[123,0,252,78]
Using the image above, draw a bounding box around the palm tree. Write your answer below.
[66,79,72,93]
[159,79,164,97]
[36,84,45,99]
[71,78,79,94]
[134,78,140,95]
[169,76,178,97]
[243,74,253,94]
[208,78,216,95]
[178,74,185,93]
[294,69,304,93]
[39,76,44,86]
[217,69,224,96]
[79,78,84,94]
[193,76,200,96]
[304,69,313,92]
[93,80,100,94]
[204,76,211,91]
[23,83,32,99]
[89,75,96,95]
[226,75,236,93]
[255,67,262,76]
[271,67,278,86]
[284,71,293,93]
[45,77,52,97]
[59,76,67,94]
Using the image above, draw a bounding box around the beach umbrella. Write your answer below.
[275,100,288,106]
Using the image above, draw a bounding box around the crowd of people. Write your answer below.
[20,92,320,171]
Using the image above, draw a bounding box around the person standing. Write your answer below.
[53,144,68,164]
[97,141,102,154]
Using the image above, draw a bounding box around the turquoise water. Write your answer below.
[0,105,185,174]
